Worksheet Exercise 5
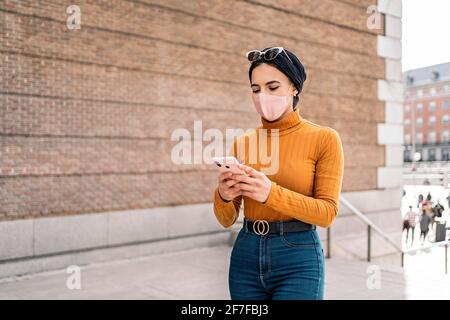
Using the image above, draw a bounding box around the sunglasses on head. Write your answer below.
[246,46,294,65]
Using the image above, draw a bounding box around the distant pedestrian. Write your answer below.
[420,210,432,245]
[446,191,450,208]
[426,192,432,201]
[402,219,410,242]
[418,193,424,208]
[403,205,418,245]
[433,200,444,218]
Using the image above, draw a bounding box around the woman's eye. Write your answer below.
[252,87,278,93]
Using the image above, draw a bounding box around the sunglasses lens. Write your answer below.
[247,51,261,62]
[264,48,281,60]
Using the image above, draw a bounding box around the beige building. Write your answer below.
[0,0,403,277]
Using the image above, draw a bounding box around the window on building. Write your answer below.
[442,148,450,161]
[416,117,423,127]
[404,134,411,144]
[417,89,423,97]
[445,85,449,92]
[404,118,411,127]
[428,132,436,144]
[444,101,449,110]
[429,148,436,161]
[443,115,449,124]
[429,116,436,127]
[442,130,450,143]
[404,149,411,162]
[430,87,437,95]
[429,101,436,112]
[405,105,410,112]
[416,133,423,144]
[416,103,423,113]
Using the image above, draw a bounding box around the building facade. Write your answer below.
[404,62,450,162]
[0,0,403,276]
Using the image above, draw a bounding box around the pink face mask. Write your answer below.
[252,85,293,122]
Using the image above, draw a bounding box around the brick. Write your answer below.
[0,11,385,79]
[0,0,386,220]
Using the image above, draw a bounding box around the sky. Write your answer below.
[402,0,450,71]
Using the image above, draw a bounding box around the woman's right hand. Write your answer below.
[218,171,241,202]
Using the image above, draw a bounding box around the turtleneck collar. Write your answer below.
[259,108,305,133]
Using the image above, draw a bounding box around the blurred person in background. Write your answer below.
[433,200,444,218]
[446,191,450,209]
[420,209,432,245]
[417,193,424,208]
[403,205,419,246]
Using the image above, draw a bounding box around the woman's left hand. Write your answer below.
[231,164,272,203]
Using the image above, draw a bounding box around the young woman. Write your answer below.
[213,46,344,300]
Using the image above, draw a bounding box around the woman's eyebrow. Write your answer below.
[251,80,281,87]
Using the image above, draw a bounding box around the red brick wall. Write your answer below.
[0,0,385,220]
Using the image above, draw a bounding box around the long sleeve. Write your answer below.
[263,127,344,228]
[212,141,243,228]
[213,187,242,228]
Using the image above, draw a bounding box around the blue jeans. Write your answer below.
[228,224,325,300]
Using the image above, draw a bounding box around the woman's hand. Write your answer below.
[218,171,242,202]
[231,164,272,203]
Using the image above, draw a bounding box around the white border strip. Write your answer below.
[376,0,404,189]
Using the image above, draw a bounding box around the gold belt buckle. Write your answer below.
[252,219,269,235]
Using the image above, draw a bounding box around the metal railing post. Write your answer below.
[446,244,448,274]
[367,225,371,262]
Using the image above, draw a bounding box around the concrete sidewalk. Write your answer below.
[0,245,449,300]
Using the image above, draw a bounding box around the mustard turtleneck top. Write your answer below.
[212,108,344,228]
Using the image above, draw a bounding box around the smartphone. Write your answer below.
[212,156,246,175]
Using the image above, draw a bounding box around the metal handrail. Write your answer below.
[339,195,403,252]
[325,196,448,273]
